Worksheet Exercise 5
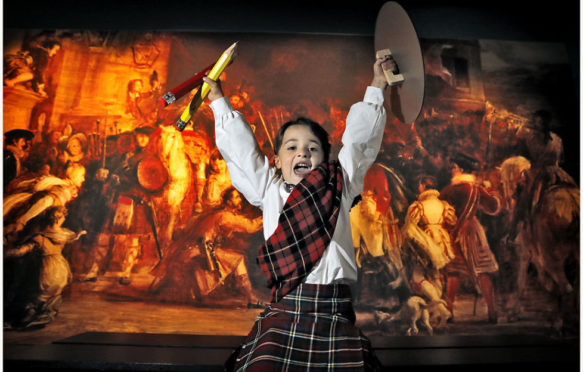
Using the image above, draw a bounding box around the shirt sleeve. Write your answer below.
[338,86,387,199]
[210,97,273,208]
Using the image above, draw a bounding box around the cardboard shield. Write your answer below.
[137,155,168,191]
[375,1,424,123]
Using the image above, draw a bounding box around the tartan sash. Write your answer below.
[257,161,343,303]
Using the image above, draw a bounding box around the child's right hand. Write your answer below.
[203,77,224,101]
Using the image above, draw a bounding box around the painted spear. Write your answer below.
[257,111,274,150]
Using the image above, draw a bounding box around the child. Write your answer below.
[204,56,393,371]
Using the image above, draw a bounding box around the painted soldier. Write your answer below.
[80,126,162,285]
[439,153,502,323]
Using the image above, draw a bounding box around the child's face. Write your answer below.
[274,124,325,185]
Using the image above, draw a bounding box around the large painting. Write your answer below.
[3,30,579,342]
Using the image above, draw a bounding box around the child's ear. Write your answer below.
[274,155,281,169]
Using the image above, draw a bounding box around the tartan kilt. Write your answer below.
[226,283,382,371]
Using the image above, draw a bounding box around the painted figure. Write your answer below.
[4,163,86,244]
[3,50,34,89]
[149,188,263,306]
[440,154,502,323]
[350,163,406,310]
[55,132,89,178]
[28,40,61,96]
[80,126,159,285]
[182,128,211,213]
[148,125,195,246]
[401,175,455,327]
[4,129,34,188]
[4,206,85,329]
[201,149,233,210]
[126,72,160,126]
[502,110,580,332]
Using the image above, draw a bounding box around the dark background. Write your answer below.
[3,2,580,370]
[4,0,580,148]
[4,0,579,45]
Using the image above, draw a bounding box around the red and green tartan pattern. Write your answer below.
[257,161,344,303]
[230,283,382,371]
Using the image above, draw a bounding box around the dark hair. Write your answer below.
[450,152,479,173]
[533,109,552,144]
[206,149,226,178]
[416,174,437,190]
[40,206,67,228]
[210,148,223,162]
[222,187,238,205]
[273,117,331,162]
[533,109,552,125]
[42,40,61,50]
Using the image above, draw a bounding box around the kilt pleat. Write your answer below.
[228,283,382,371]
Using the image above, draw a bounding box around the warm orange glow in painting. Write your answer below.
[3,30,579,342]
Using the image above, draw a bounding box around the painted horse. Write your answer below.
[499,156,579,333]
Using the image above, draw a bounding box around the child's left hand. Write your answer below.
[371,56,389,89]
[371,56,399,89]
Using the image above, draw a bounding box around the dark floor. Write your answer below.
[4,272,579,371]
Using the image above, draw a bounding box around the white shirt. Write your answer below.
[211,86,386,284]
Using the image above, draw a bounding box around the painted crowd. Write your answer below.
[3,31,579,337]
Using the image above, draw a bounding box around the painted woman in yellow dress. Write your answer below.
[402,175,456,321]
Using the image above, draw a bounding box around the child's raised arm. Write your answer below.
[207,76,273,208]
[337,57,389,199]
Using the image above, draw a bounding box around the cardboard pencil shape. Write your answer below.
[158,62,215,108]
[175,42,239,131]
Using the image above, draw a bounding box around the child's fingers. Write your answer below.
[375,55,389,65]
[203,76,224,100]
[203,76,221,92]
[203,76,217,87]
[373,58,386,74]
[374,57,387,72]
[381,57,398,73]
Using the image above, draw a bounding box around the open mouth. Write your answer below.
[293,162,312,177]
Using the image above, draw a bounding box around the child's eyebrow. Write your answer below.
[283,138,321,145]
